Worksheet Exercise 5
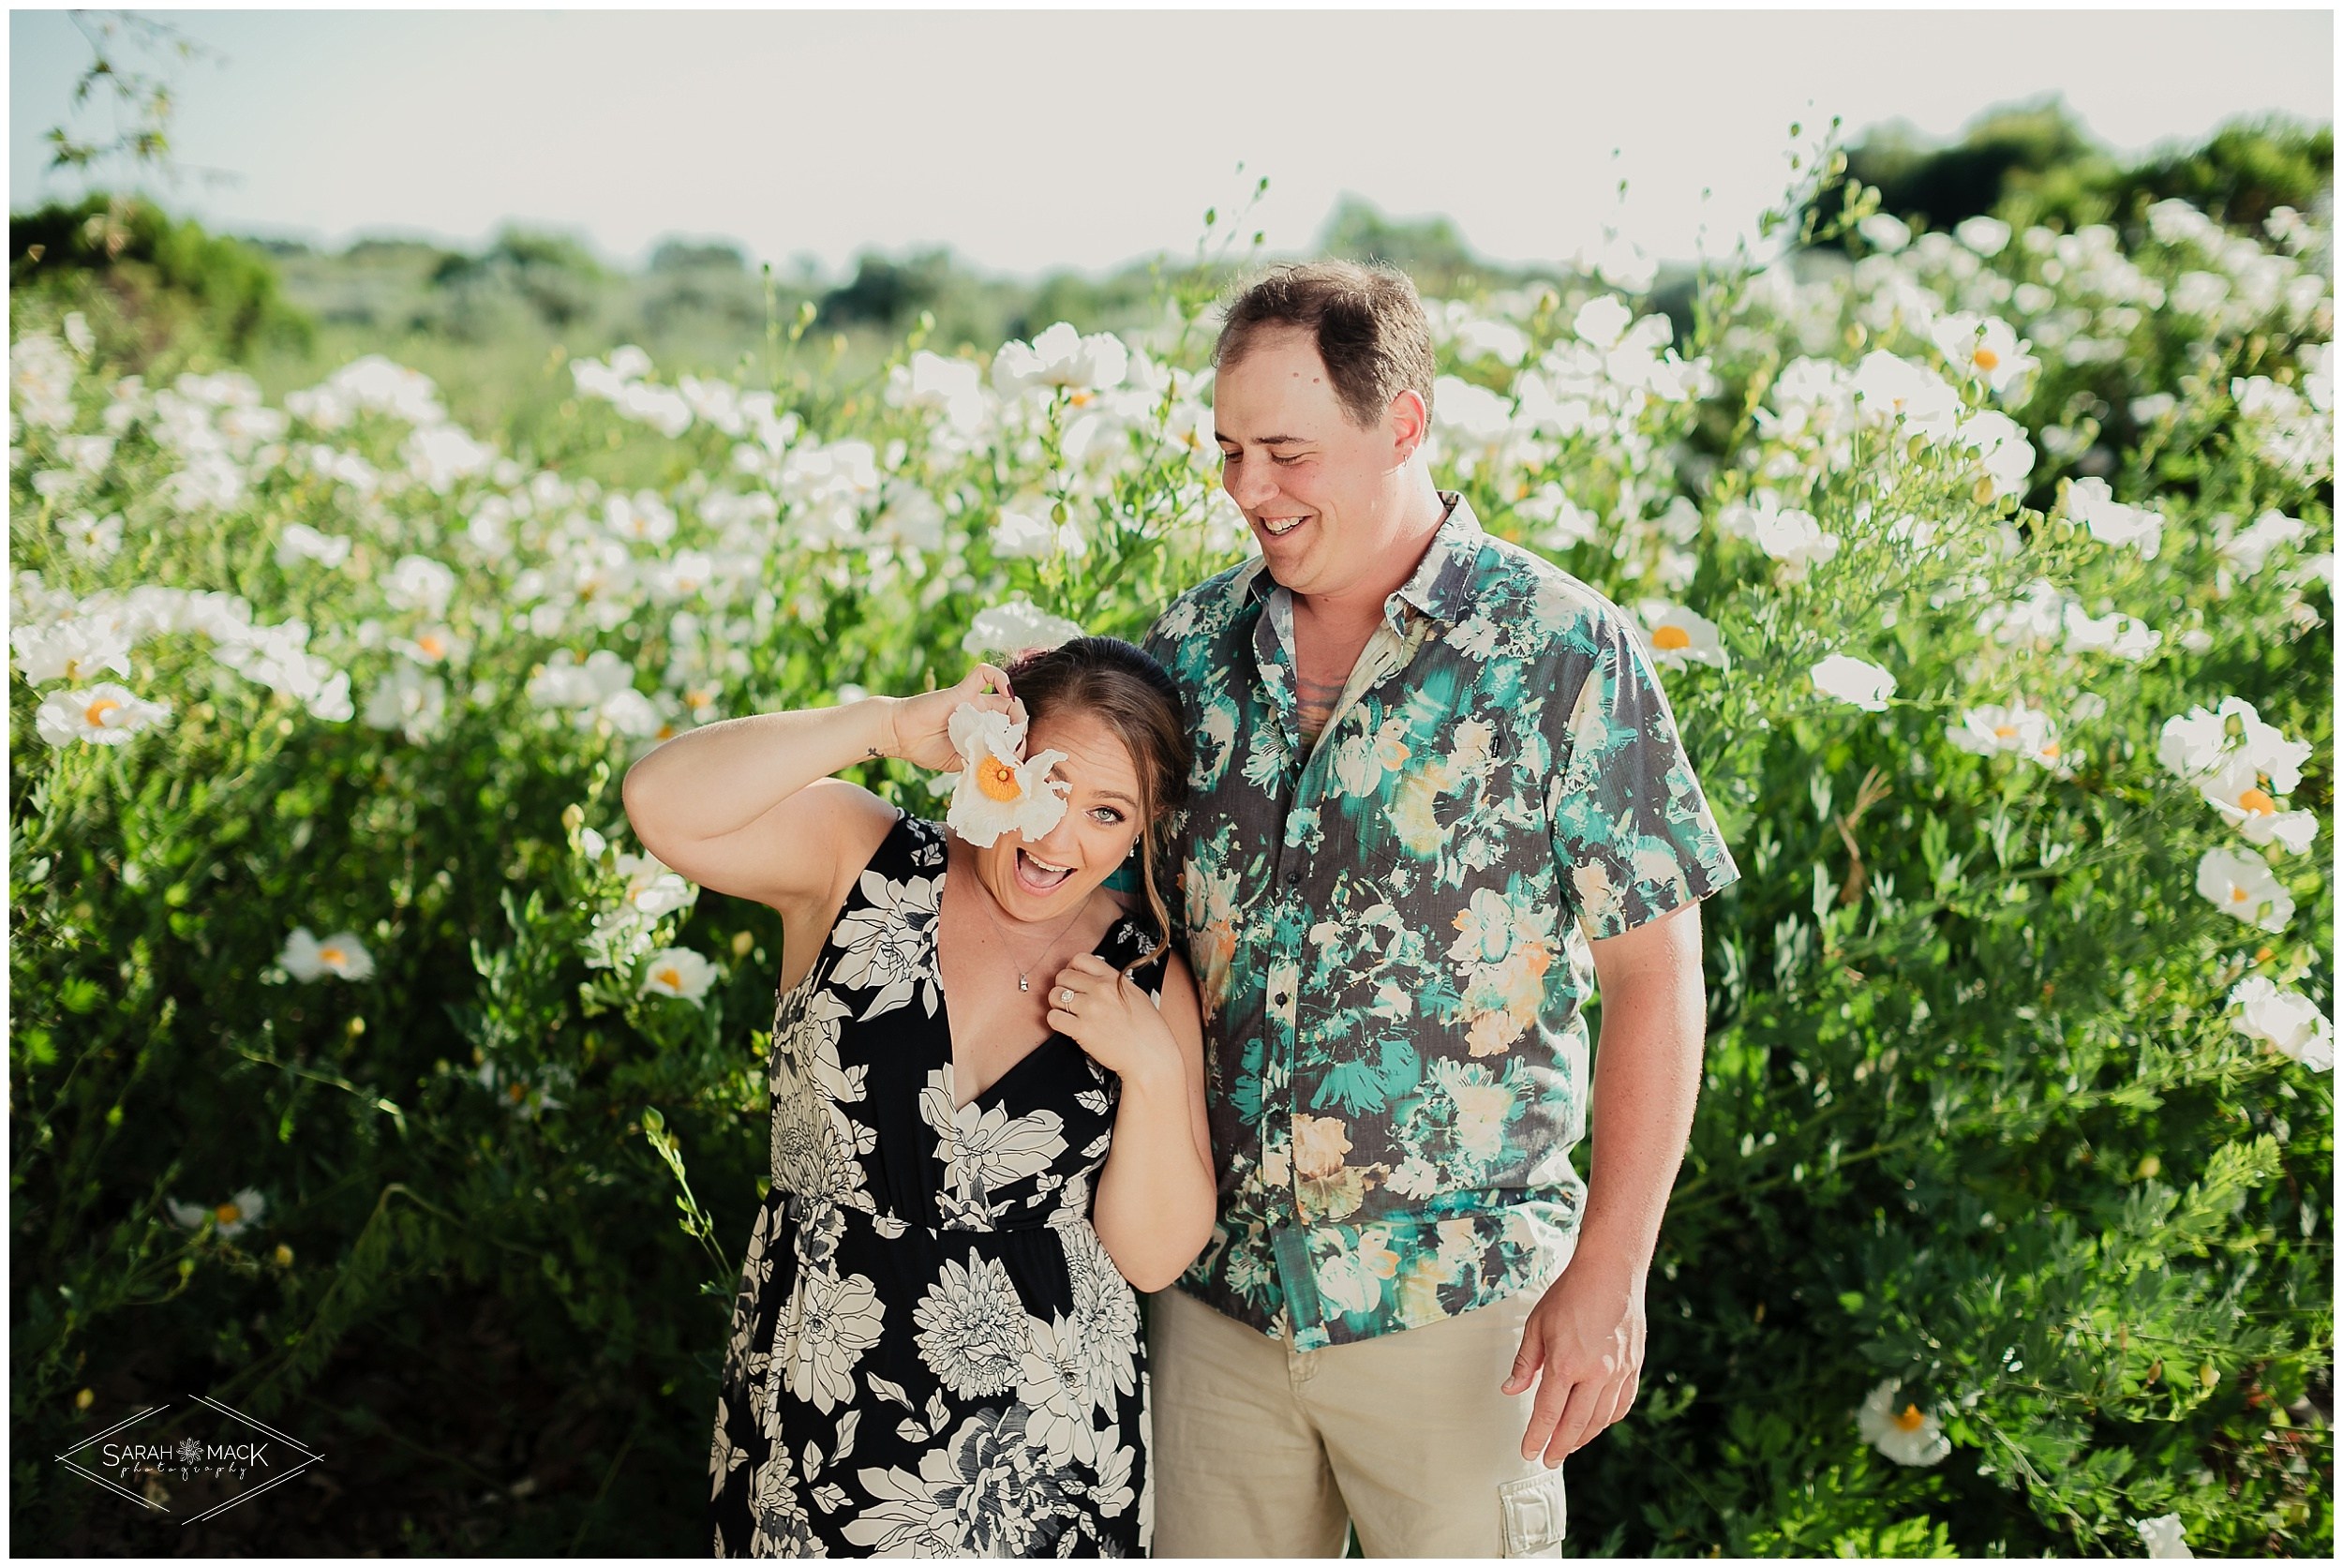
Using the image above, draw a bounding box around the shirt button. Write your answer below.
[1273,992,1290,1008]
[1284,869,1302,888]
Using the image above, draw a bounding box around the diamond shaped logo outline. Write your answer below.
[54,1393,326,1523]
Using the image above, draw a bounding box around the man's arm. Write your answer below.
[1502,896,1709,1467]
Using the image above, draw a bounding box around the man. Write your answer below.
[1139,261,1740,1557]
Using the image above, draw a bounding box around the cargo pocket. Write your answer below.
[1499,1469,1567,1557]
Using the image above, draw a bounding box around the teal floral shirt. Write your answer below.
[1141,494,1739,1350]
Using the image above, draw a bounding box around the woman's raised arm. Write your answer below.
[619,663,1020,911]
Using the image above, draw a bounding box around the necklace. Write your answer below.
[959,854,1090,992]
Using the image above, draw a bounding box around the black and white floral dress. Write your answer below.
[709,813,1163,1557]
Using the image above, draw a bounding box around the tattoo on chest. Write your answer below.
[1294,669,1345,725]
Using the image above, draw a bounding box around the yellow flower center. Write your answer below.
[654,965,682,990]
[215,1202,242,1224]
[2255,946,2274,963]
[509,1082,527,1102]
[2231,887,2250,902]
[83,697,121,727]
[1893,1403,1927,1432]
[2239,787,2276,814]
[1973,347,2001,371]
[1653,625,1693,650]
[1993,724,2019,739]
[319,946,346,966]
[417,633,446,658]
[2039,743,2060,758]
[976,757,1023,801]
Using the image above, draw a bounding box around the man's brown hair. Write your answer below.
[1213,260,1439,430]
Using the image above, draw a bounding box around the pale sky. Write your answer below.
[8,7,2335,279]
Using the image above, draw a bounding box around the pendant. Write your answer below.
[1018,977,1030,992]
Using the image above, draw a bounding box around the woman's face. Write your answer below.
[969,709,1146,924]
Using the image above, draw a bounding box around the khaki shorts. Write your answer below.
[1148,1285,1567,1558]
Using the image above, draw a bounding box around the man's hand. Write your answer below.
[1502,1257,1648,1467]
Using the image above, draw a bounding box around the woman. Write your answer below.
[622,637,1215,1558]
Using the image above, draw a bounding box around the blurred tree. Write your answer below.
[10,193,311,358]
[817,248,951,330]
[1820,100,2116,240]
[1319,196,1485,293]
[1814,99,2333,246]
[2052,116,2335,233]
[649,238,749,274]
[427,225,608,336]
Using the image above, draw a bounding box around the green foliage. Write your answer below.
[1812,103,2331,249]
[8,119,2333,1555]
[1319,195,1490,295]
[9,194,314,361]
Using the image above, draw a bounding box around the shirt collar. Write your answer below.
[1241,492,1486,635]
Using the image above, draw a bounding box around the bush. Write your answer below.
[9,194,314,363]
[8,136,2331,1553]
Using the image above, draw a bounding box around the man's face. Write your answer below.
[1213,324,1424,602]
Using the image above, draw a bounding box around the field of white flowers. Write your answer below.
[10,152,2332,1553]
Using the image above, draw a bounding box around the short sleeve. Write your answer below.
[1545,605,1740,940]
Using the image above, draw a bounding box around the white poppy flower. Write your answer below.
[1750,505,1841,581]
[1572,294,1634,351]
[1857,213,1913,254]
[2135,1515,2193,1559]
[1454,318,1529,366]
[989,506,1084,560]
[2230,975,2333,1071]
[2064,478,2163,559]
[2158,698,2311,794]
[2195,848,2294,933]
[363,666,448,743]
[1811,654,1897,711]
[1960,410,2037,499]
[992,321,1127,396]
[888,350,987,435]
[1433,376,1515,446]
[1855,1379,1949,1467]
[1851,351,1960,441]
[2197,757,2319,853]
[391,624,469,666]
[960,598,1084,658]
[640,947,718,1004]
[35,682,172,747]
[1954,216,2011,257]
[403,423,498,492]
[1930,312,2038,396]
[945,703,1069,847]
[381,554,456,618]
[615,850,694,917]
[2063,604,2162,662]
[276,522,353,570]
[2218,509,2310,576]
[279,927,378,981]
[12,618,132,685]
[1948,702,2049,757]
[1634,601,1727,669]
[168,1187,267,1239]
[1517,483,1602,550]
